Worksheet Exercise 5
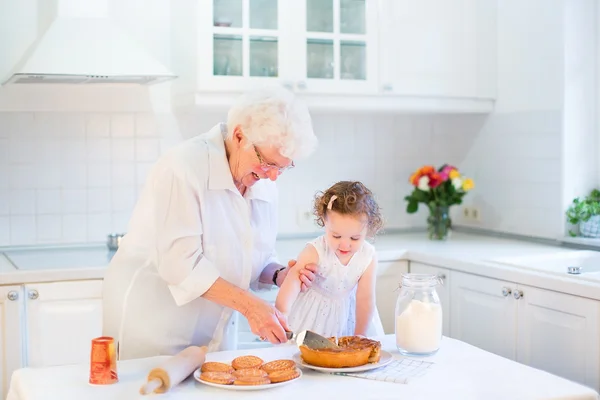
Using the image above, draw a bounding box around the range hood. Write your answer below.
[3,0,176,85]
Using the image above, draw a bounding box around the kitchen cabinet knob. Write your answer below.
[513,290,523,300]
[501,287,512,297]
[382,83,393,92]
[282,81,293,90]
[28,290,39,300]
[7,291,19,301]
[296,81,307,90]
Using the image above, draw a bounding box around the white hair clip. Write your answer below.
[327,195,338,210]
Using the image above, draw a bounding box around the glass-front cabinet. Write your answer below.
[171,0,379,96]
[288,0,379,94]
[190,0,290,92]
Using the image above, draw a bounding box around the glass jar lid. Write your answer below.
[399,273,442,288]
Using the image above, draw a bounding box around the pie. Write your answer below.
[298,336,382,368]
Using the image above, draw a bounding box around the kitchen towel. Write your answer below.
[334,358,434,384]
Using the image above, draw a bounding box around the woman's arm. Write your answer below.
[275,244,319,315]
[355,254,378,336]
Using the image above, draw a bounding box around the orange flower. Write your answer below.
[420,165,435,175]
[409,172,420,186]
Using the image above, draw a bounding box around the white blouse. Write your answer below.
[102,123,280,360]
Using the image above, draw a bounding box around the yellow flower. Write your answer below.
[462,178,474,191]
[449,169,460,180]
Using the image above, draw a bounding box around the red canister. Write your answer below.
[89,336,118,385]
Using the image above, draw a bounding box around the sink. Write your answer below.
[488,250,600,276]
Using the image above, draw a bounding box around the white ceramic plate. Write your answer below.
[292,350,394,373]
[193,368,302,391]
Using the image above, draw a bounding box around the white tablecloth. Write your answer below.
[7,335,599,400]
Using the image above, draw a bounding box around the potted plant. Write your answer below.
[566,189,600,238]
[405,164,474,240]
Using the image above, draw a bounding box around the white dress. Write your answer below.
[287,235,385,338]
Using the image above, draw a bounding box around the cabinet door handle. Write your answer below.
[501,287,512,297]
[296,81,307,90]
[28,290,39,300]
[513,290,523,300]
[437,274,446,285]
[7,291,19,301]
[382,83,393,92]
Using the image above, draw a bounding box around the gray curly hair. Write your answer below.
[226,86,318,159]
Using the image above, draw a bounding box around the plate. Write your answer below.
[292,350,394,373]
[193,368,302,391]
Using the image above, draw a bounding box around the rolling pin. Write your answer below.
[139,345,208,395]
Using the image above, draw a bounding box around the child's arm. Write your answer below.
[275,244,319,315]
[355,254,378,336]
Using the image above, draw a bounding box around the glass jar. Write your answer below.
[394,273,443,356]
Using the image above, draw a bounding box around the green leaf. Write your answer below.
[406,201,418,213]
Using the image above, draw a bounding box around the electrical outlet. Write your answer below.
[462,206,481,222]
[471,207,481,222]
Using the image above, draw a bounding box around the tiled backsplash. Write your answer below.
[0,111,488,246]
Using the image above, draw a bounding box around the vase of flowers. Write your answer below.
[405,164,475,240]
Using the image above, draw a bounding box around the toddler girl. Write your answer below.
[276,181,385,338]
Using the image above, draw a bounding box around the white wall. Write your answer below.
[457,0,568,239]
[0,111,485,246]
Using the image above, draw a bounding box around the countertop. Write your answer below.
[7,334,599,400]
[1,232,599,300]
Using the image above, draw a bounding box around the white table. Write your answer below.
[7,335,599,400]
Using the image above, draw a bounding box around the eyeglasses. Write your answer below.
[253,145,295,173]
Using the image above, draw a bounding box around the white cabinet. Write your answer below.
[24,280,103,368]
[516,285,600,391]
[287,0,379,95]
[378,0,496,108]
[171,0,379,103]
[409,262,451,337]
[0,286,25,400]
[450,272,517,360]
[450,271,600,392]
[375,260,409,334]
[0,279,103,399]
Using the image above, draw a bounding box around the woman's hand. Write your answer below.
[243,298,290,344]
[276,259,317,291]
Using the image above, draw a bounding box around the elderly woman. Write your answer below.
[102,86,318,360]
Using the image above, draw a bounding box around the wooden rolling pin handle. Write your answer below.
[139,345,208,395]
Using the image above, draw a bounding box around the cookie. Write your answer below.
[233,375,271,386]
[232,368,268,378]
[261,359,296,374]
[199,371,235,385]
[268,367,301,383]
[201,362,234,373]
[232,355,264,370]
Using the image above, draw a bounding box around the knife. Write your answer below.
[286,330,340,349]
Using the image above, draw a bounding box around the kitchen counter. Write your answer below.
[1,231,599,300]
[7,334,599,400]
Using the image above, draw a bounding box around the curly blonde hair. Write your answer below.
[313,181,384,237]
